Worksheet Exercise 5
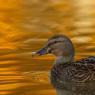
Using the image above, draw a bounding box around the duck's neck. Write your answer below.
[55,56,74,64]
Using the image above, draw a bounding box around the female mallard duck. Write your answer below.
[32,35,95,95]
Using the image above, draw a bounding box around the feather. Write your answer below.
[50,56,95,95]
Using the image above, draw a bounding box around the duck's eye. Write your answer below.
[47,47,55,53]
[47,48,53,53]
[48,48,58,53]
[47,48,51,53]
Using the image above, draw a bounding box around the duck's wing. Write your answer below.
[66,63,95,82]
[76,56,95,64]
[50,62,95,94]
[65,63,95,94]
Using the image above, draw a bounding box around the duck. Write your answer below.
[32,34,95,95]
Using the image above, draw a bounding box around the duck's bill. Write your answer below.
[32,47,48,57]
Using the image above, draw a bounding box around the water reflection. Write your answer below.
[0,0,95,95]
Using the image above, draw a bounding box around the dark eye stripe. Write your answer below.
[48,47,58,53]
[48,48,53,53]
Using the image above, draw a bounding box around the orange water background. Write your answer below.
[0,0,95,95]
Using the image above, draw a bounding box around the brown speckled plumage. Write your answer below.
[50,56,95,95]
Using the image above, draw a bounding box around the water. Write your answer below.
[0,0,95,95]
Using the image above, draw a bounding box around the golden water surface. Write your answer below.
[0,0,95,95]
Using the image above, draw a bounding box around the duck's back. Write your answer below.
[76,56,95,64]
[50,56,95,95]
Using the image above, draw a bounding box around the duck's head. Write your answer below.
[32,34,75,63]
